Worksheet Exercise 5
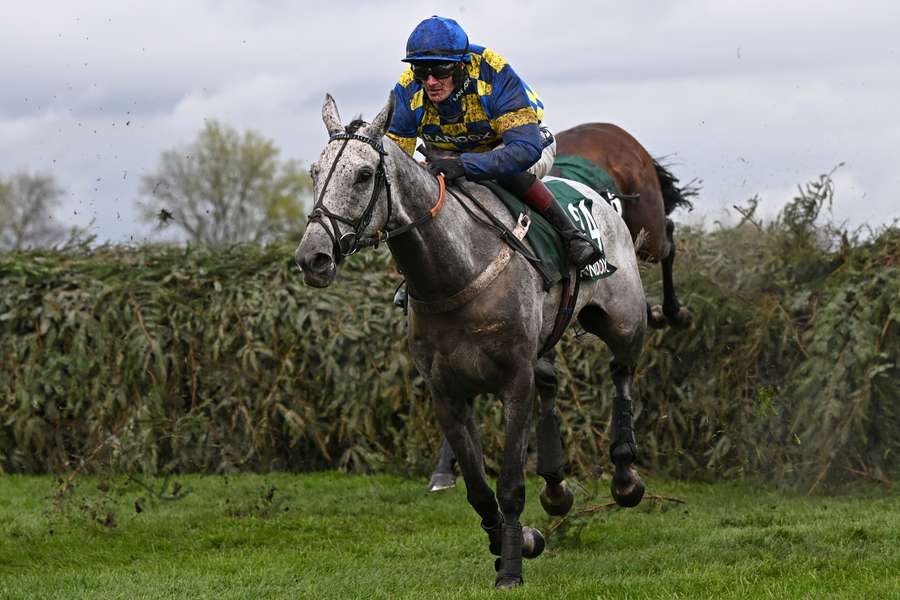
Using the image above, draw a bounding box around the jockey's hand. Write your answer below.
[427,158,466,182]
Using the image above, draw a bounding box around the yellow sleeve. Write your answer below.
[387,132,416,156]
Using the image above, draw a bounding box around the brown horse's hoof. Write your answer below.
[426,472,455,492]
[539,480,574,516]
[611,468,645,508]
[669,307,694,329]
[648,304,667,329]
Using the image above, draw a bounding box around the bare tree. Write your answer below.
[139,120,311,244]
[0,172,80,251]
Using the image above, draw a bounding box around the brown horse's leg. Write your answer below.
[661,218,693,329]
[534,351,574,517]
[647,301,667,330]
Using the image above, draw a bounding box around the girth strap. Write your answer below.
[538,271,582,358]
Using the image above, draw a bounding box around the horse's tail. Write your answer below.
[652,158,699,215]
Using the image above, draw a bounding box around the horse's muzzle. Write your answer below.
[295,250,337,288]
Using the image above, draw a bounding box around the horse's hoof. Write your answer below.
[426,472,455,492]
[611,469,645,508]
[669,307,693,329]
[648,304,667,329]
[488,524,544,559]
[495,573,523,589]
[522,527,545,559]
[539,480,574,516]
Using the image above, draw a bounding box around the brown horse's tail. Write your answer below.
[652,159,699,215]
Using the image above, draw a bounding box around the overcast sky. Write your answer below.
[2,0,898,244]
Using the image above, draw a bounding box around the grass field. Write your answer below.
[0,473,897,599]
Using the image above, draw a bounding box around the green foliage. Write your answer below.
[629,174,899,488]
[1,174,897,490]
[0,243,425,477]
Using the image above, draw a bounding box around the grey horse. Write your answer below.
[295,93,647,589]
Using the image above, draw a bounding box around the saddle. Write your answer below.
[417,148,623,357]
[445,176,617,357]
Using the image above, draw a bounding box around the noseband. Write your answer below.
[307,131,445,262]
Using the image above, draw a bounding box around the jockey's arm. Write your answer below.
[460,61,543,181]
[384,63,544,177]
[459,122,542,181]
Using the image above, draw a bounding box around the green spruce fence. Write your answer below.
[1,179,898,489]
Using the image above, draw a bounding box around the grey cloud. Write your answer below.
[1,0,898,245]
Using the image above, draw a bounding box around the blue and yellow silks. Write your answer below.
[387,45,545,181]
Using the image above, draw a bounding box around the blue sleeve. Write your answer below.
[460,123,543,180]
[386,84,419,155]
[458,61,542,180]
[388,84,417,138]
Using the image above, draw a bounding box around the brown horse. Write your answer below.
[426,122,697,492]
[555,122,695,329]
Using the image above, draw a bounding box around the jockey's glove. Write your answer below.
[427,157,466,182]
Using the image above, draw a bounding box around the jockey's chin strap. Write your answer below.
[307,131,446,263]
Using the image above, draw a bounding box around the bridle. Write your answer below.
[306,125,534,322]
[307,131,445,262]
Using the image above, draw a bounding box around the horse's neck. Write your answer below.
[385,146,501,301]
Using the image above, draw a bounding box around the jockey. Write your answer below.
[387,16,602,270]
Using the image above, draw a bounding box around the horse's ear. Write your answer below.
[322,93,343,136]
[364,92,395,139]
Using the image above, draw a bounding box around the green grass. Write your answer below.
[0,473,897,599]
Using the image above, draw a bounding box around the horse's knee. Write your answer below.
[605,315,645,366]
[496,481,526,516]
[613,299,647,339]
[639,232,671,262]
[534,360,558,400]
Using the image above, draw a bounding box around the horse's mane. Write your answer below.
[345,117,367,134]
[342,115,431,177]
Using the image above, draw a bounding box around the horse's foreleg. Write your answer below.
[426,437,457,492]
[494,371,544,589]
[609,361,645,507]
[661,218,693,329]
[534,351,574,516]
[431,395,500,528]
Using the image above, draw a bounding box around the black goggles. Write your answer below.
[411,62,457,81]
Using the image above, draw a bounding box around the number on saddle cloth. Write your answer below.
[542,176,617,280]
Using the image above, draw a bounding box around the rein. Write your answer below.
[306,129,548,324]
[307,131,446,262]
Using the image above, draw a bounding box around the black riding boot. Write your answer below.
[499,172,602,269]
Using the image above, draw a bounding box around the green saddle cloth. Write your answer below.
[551,155,619,195]
[482,164,617,289]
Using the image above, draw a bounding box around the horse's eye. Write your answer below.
[309,165,320,180]
[356,168,374,183]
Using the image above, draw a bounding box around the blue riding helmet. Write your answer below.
[403,16,470,63]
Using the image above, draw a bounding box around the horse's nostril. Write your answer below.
[297,251,334,275]
[309,253,334,273]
